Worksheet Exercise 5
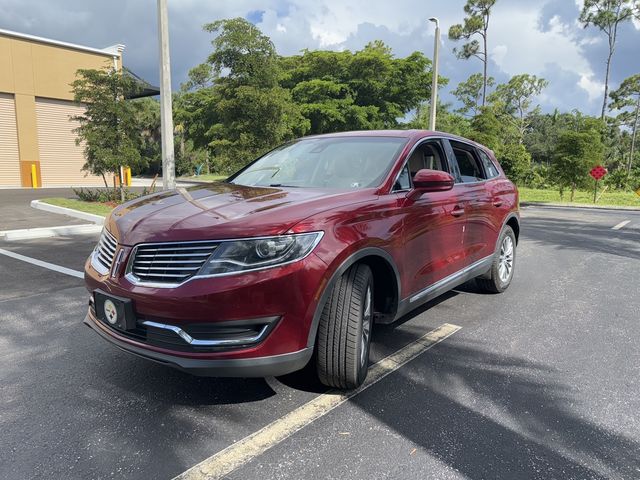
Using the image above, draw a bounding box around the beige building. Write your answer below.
[0,29,155,188]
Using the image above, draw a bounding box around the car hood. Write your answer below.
[106,182,372,245]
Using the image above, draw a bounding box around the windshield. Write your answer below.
[229,136,408,189]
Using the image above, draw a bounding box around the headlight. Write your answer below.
[197,232,323,276]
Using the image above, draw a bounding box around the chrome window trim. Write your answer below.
[124,231,324,288]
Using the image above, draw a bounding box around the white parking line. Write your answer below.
[0,224,102,241]
[612,220,631,230]
[0,247,84,279]
[174,323,461,480]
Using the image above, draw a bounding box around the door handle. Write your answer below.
[493,200,503,208]
[451,206,465,217]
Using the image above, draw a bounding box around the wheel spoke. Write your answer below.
[497,235,515,283]
[360,286,372,366]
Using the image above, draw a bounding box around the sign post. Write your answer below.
[589,166,607,203]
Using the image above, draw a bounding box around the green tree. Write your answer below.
[467,106,531,183]
[410,101,471,137]
[467,106,502,150]
[609,73,640,174]
[579,0,640,119]
[204,18,279,88]
[489,74,548,141]
[179,18,309,173]
[452,73,495,116]
[174,87,219,154]
[552,117,605,200]
[132,97,161,174]
[524,110,561,166]
[494,142,532,184]
[448,0,497,107]
[280,42,442,133]
[71,66,143,194]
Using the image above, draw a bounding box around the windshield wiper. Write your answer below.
[269,183,300,188]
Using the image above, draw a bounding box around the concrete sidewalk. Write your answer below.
[0,188,87,231]
[0,181,204,233]
[131,176,204,187]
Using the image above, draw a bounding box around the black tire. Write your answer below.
[476,225,516,294]
[316,263,374,389]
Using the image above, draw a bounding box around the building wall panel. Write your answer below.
[35,97,102,186]
[0,93,21,187]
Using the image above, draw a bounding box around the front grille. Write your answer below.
[95,229,118,271]
[129,241,219,284]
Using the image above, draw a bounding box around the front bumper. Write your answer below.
[84,248,329,376]
[84,309,313,377]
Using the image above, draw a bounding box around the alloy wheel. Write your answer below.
[498,235,514,283]
[360,286,372,367]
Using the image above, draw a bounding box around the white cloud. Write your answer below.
[578,74,605,101]
[486,5,603,104]
[1,0,630,115]
[250,0,608,112]
[491,45,508,67]
[277,0,460,48]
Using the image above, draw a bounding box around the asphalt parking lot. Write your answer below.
[1,205,639,480]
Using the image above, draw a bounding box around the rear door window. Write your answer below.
[450,141,486,183]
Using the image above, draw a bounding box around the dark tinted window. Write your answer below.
[477,149,500,178]
[453,148,484,183]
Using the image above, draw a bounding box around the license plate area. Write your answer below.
[93,290,137,331]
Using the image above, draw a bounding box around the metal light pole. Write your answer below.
[157,0,176,190]
[428,17,440,131]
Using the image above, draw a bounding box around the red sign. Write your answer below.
[589,165,607,181]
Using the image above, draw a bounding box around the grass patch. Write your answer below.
[179,173,227,182]
[519,187,640,207]
[41,198,113,217]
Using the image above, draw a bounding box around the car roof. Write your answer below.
[304,129,421,139]
[301,129,492,155]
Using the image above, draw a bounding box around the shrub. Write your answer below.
[523,163,554,189]
[73,187,152,203]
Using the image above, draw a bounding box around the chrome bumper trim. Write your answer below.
[141,320,271,347]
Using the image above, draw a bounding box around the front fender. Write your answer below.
[304,246,401,347]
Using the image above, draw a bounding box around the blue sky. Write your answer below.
[1,0,639,116]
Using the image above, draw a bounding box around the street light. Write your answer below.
[428,17,440,131]
[157,0,176,190]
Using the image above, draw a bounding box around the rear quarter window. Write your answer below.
[477,149,500,179]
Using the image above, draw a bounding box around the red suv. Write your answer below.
[84,130,519,388]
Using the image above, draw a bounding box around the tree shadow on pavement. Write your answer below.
[0,288,291,480]
[522,216,640,261]
[350,338,640,480]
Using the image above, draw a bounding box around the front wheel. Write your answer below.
[476,225,516,293]
[316,263,374,389]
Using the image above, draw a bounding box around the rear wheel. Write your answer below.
[476,225,516,293]
[316,263,373,389]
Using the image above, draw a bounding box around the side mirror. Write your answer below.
[407,169,455,200]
